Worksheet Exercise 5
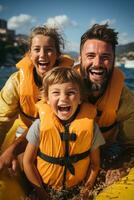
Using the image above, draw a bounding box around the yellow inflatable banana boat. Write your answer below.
[95,167,134,200]
[1,120,134,200]
[0,120,27,200]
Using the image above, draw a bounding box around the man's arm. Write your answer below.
[117,86,134,146]
[85,148,100,188]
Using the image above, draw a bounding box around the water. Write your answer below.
[0,66,134,91]
[120,67,134,91]
[0,66,17,89]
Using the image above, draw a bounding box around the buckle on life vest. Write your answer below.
[60,132,77,141]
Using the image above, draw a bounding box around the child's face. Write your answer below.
[47,82,81,121]
[30,35,58,78]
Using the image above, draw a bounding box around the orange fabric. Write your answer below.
[96,68,124,127]
[75,65,124,140]
[16,54,74,129]
[16,54,39,128]
[37,102,96,189]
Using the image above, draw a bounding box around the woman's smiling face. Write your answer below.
[30,35,58,78]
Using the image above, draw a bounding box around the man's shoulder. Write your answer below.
[121,85,134,99]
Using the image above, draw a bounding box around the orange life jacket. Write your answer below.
[16,54,74,129]
[36,101,96,189]
[75,65,124,141]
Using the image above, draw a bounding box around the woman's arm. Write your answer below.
[23,142,50,200]
[0,71,20,147]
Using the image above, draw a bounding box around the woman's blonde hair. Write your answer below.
[28,25,64,55]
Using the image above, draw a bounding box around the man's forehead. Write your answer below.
[83,39,113,53]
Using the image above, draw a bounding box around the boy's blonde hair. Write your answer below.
[42,67,84,102]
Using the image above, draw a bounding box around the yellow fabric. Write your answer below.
[0,54,74,146]
[1,119,19,151]
[95,167,134,200]
[37,102,96,189]
[0,170,26,200]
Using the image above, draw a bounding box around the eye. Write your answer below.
[87,53,95,59]
[51,91,60,96]
[67,90,77,96]
[45,47,56,53]
[33,48,40,52]
[101,54,111,61]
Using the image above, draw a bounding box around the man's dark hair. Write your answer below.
[80,23,118,54]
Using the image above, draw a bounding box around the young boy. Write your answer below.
[23,67,105,199]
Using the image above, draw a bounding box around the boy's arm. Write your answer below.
[85,148,100,188]
[80,148,100,199]
[23,142,50,200]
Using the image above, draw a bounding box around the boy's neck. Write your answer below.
[60,105,80,126]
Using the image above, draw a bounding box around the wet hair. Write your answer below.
[42,66,84,101]
[80,23,118,54]
[28,25,65,55]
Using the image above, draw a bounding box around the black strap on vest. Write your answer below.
[100,121,117,133]
[38,125,91,188]
[60,132,77,141]
[97,109,117,133]
[38,148,90,170]
[19,108,39,121]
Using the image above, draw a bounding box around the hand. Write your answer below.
[0,146,18,172]
[80,187,90,200]
[105,168,127,186]
[34,185,51,200]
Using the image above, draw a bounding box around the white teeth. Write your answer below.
[58,105,69,108]
[91,69,104,73]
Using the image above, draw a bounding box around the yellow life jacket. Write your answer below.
[16,54,74,129]
[74,65,124,141]
[36,101,96,189]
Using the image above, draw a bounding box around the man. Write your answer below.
[75,23,134,163]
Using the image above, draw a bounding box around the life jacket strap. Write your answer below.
[60,132,77,141]
[100,121,117,133]
[19,108,39,121]
[38,148,90,175]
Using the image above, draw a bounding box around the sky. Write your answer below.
[0,0,134,52]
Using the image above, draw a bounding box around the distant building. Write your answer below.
[0,19,7,29]
[0,18,15,43]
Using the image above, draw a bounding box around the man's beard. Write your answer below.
[81,65,114,97]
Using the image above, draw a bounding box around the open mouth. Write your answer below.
[58,105,71,112]
[89,68,105,76]
[38,61,49,69]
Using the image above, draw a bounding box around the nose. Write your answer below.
[60,92,68,101]
[93,55,102,68]
[40,49,48,59]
